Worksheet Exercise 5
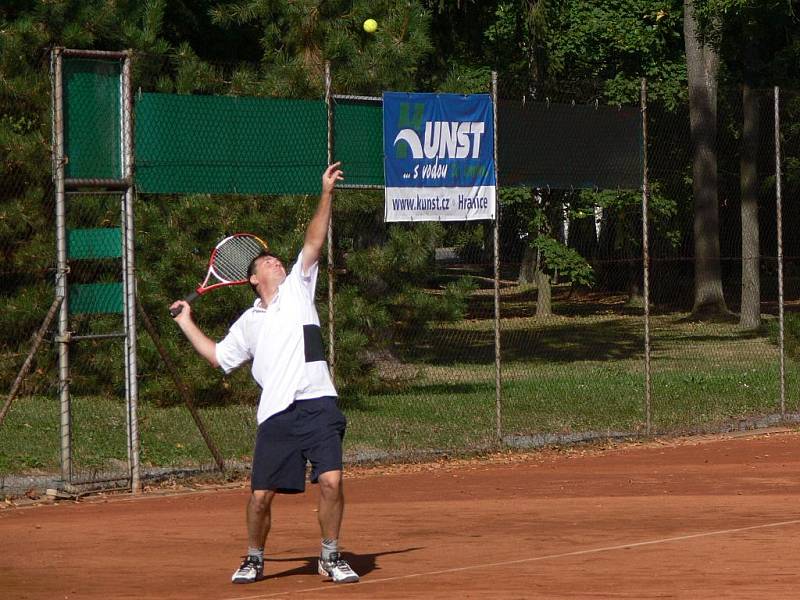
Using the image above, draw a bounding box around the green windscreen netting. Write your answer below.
[134,93,643,194]
[332,98,384,187]
[63,58,122,179]
[135,93,328,194]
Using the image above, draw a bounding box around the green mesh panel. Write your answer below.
[333,100,384,186]
[135,93,327,194]
[63,58,122,179]
[68,228,122,259]
[69,283,124,314]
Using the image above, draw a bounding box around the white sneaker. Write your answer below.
[231,555,264,584]
[318,552,359,583]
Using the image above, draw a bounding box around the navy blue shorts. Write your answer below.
[251,396,346,493]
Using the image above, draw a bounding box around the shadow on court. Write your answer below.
[264,547,422,580]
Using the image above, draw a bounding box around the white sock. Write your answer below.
[321,538,338,561]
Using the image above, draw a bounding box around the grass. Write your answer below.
[0,398,257,476]
[1,289,796,482]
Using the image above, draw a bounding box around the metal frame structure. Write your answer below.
[50,48,140,493]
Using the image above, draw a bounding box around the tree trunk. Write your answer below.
[684,0,727,316]
[518,245,536,284]
[531,186,553,316]
[739,46,761,329]
[534,269,552,316]
[628,279,644,307]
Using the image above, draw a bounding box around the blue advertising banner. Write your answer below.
[383,92,496,222]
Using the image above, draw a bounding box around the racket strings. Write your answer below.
[212,236,266,283]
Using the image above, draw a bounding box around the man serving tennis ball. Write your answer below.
[170,163,359,586]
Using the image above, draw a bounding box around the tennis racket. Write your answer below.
[169,233,268,317]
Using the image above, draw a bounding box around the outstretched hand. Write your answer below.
[322,162,343,194]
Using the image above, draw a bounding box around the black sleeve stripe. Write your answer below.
[303,324,326,363]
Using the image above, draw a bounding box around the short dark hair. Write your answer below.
[247,251,284,295]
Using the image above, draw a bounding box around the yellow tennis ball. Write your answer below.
[363,18,378,33]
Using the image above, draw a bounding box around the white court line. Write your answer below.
[223,518,800,600]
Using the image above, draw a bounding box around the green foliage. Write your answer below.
[393,275,478,331]
[495,186,538,262]
[331,285,389,391]
[442,275,480,321]
[171,42,225,94]
[543,0,687,105]
[451,223,486,262]
[346,223,441,289]
[769,313,800,362]
[426,0,688,105]
[532,236,594,288]
[210,0,433,96]
[327,218,478,389]
[580,187,677,254]
[438,65,493,94]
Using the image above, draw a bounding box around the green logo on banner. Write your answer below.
[396,102,425,158]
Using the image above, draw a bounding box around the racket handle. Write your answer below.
[169,290,200,317]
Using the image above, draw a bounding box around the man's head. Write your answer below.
[247,251,286,296]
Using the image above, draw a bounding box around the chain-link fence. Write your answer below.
[1,53,797,498]
[646,87,790,434]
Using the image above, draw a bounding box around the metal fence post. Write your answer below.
[325,61,336,381]
[51,47,72,484]
[775,86,786,418]
[641,78,652,434]
[492,71,502,445]
[121,50,141,493]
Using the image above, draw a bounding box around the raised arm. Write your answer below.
[302,162,343,273]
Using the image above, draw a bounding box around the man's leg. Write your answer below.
[232,490,275,584]
[248,489,276,548]
[316,470,358,583]
[317,470,344,539]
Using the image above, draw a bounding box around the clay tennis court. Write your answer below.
[3,428,800,599]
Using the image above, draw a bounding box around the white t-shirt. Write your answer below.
[215,250,337,424]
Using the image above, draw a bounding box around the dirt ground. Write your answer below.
[3,428,800,599]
